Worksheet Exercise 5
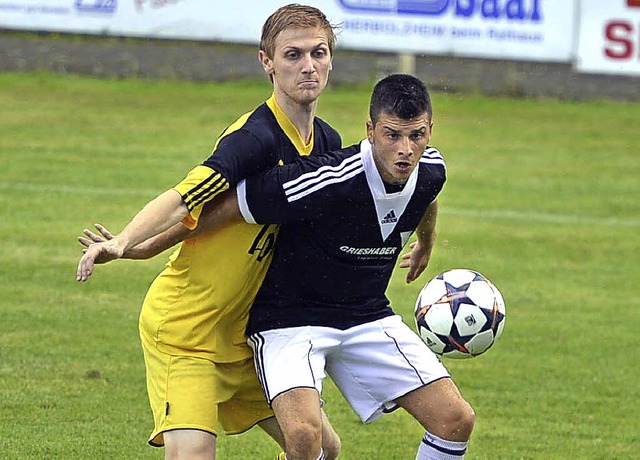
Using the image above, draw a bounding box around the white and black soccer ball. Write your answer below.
[415,268,506,359]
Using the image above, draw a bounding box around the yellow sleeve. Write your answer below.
[173,165,230,229]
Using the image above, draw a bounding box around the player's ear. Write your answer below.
[258,50,274,75]
[366,120,374,144]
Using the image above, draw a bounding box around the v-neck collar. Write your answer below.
[360,139,418,241]
[266,94,314,156]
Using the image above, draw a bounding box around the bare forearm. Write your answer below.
[124,189,242,259]
[400,200,439,284]
[113,189,189,255]
[124,222,194,259]
[416,199,438,255]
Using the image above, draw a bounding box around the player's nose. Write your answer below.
[300,53,316,73]
[398,137,413,156]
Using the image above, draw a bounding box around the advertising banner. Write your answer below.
[0,0,268,43]
[0,0,575,62]
[323,0,576,62]
[576,0,640,76]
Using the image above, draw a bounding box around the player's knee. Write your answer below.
[447,399,475,440]
[285,421,323,455]
[419,397,475,442]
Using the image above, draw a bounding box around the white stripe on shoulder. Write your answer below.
[287,166,364,202]
[423,147,442,158]
[283,153,363,192]
[420,147,446,168]
[283,153,365,202]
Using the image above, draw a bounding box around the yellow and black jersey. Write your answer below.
[139,95,341,362]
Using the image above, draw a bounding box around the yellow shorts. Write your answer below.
[141,338,273,447]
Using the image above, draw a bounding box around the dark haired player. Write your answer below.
[238,74,475,460]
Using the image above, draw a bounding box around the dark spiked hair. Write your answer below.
[369,74,432,125]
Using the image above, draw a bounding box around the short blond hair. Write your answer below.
[260,3,338,58]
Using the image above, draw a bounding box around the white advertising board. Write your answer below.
[0,0,269,43]
[0,0,575,62]
[576,0,640,76]
[322,0,576,62]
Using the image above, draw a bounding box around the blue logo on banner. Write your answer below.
[338,0,541,21]
[75,0,117,13]
[339,0,448,15]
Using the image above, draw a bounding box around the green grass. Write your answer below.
[0,72,638,459]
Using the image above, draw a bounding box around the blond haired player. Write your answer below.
[77,4,341,459]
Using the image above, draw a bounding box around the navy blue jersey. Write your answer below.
[237,139,447,334]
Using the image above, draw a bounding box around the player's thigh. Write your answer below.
[327,315,449,423]
[163,429,216,460]
[271,387,323,438]
[395,378,474,438]
[394,377,466,422]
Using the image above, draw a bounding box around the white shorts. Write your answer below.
[248,315,450,423]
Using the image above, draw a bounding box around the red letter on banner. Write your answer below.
[604,21,634,59]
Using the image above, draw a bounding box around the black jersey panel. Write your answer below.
[245,143,447,334]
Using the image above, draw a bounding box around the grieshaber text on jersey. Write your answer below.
[340,246,398,255]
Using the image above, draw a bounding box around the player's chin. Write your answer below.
[298,88,322,103]
[391,172,411,184]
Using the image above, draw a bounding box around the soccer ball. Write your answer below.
[415,269,506,359]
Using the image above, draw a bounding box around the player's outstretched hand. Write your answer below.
[399,241,430,284]
[77,223,120,264]
[78,223,114,251]
[76,240,124,282]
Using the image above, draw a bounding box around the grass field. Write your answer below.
[0,72,638,459]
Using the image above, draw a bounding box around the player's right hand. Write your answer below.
[76,240,124,282]
[399,241,430,284]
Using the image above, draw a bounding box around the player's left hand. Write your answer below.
[78,223,113,251]
[399,241,430,283]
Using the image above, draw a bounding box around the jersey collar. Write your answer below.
[361,139,419,241]
[266,94,314,156]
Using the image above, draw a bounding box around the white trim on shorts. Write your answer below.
[247,315,450,423]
